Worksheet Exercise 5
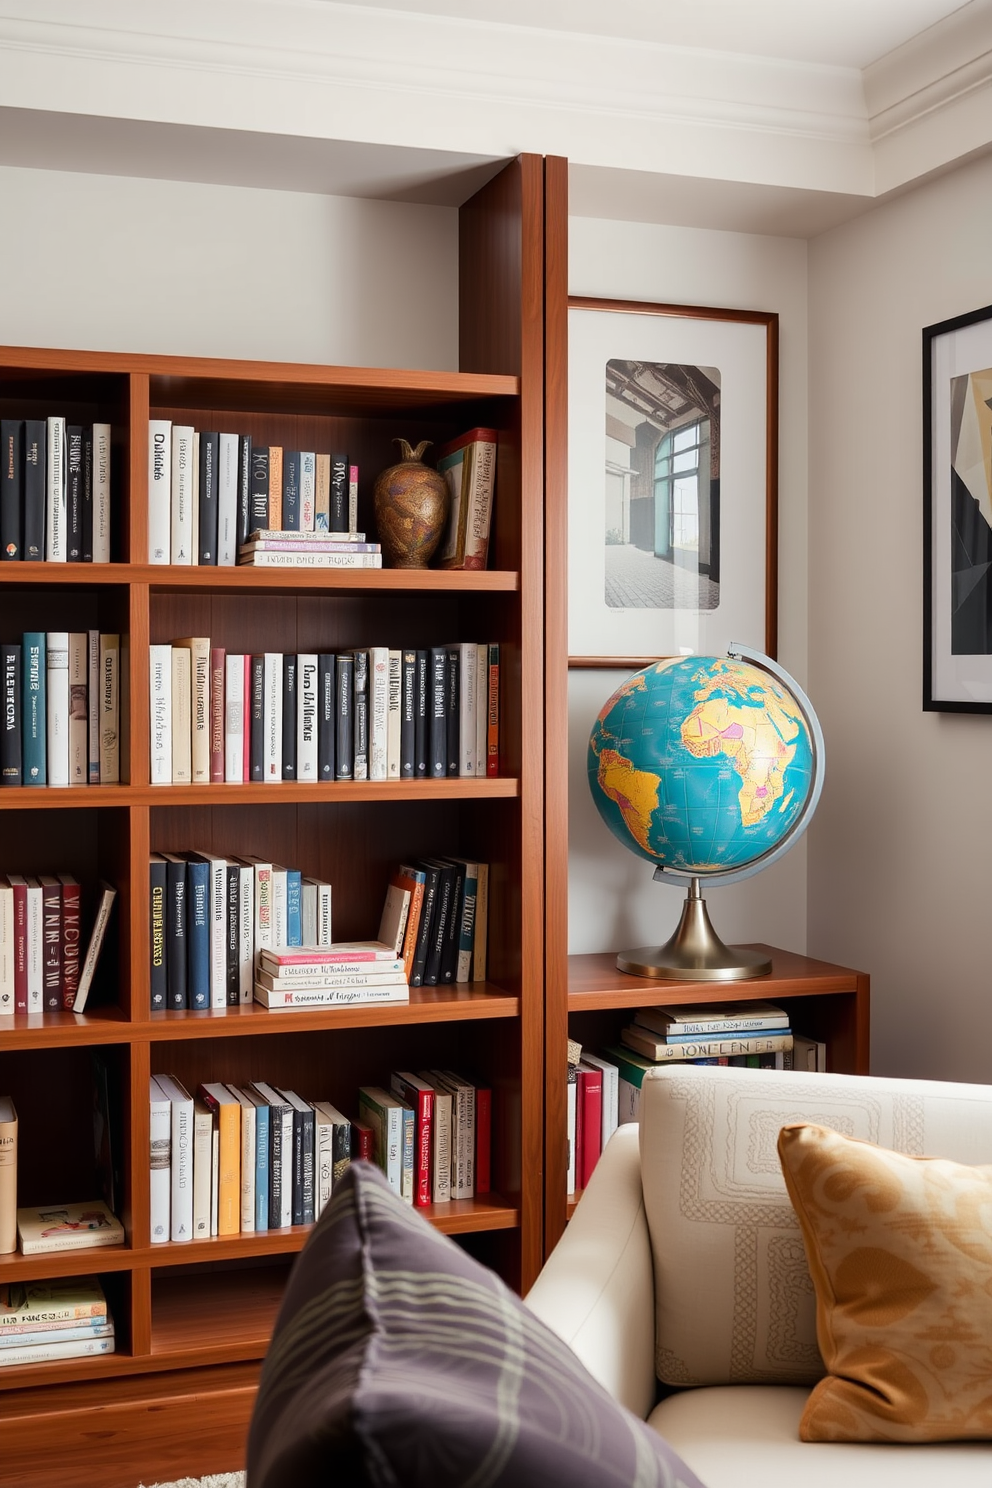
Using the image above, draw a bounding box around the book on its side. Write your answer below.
[620,1025,795,1062]
[0,1096,16,1254]
[632,1001,790,1038]
[17,1199,124,1254]
[149,1076,171,1244]
[0,1275,108,1325]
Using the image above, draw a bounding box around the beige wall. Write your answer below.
[567,217,810,956]
[0,166,458,370]
[807,151,992,1079]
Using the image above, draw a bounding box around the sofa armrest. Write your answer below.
[524,1125,656,1419]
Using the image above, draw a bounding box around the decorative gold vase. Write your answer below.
[373,439,450,569]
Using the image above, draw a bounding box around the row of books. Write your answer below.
[379,858,488,989]
[566,1002,828,1194]
[147,422,359,564]
[238,528,381,569]
[149,639,500,785]
[1,418,112,564]
[0,879,116,1016]
[0,633,121,787]
[150,1067,489,1240]
[0,1277,115,1368]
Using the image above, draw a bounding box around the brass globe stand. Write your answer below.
[617,875,772,982]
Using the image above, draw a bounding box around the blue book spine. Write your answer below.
[286,870,302,946]
[186,859,211,1009]
[254,1102,270,1231]
[282,451,301,531]
[21,633,46,785]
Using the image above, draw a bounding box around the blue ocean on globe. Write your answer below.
[588,656,815,875]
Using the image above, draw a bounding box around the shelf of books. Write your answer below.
[555,948,871,1227]
[0,168,548,1440]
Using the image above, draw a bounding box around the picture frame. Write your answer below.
[923,302,992,712]
[567,296,778,666]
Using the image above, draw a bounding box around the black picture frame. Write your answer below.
[923,302,992,712]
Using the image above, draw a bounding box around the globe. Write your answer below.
[587,647,824,980]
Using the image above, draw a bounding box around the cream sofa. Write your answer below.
[526,1065,992,1486]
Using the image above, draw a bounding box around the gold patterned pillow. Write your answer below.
[777,1121,992,1443]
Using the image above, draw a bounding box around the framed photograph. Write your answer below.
[567,296,778,665]
[924,303,992,711]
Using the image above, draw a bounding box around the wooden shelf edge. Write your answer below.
[0,1351,263,1397]
[0,778,518,810]
[567,946,864,1010]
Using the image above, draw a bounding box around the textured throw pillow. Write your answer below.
[777,1121,992,1443]
[248,1161,705,1488]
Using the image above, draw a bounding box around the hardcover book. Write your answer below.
[16,1200,124,1255]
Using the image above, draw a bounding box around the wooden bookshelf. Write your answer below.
[0,153,556,1487]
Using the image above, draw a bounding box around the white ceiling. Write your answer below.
[331,0,971,69]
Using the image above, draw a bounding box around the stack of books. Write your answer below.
[255,943,408,1009]
[150,1067,489,1240]
[0,1277,115,1368]
[1,632,121,787]
[149,639,499,784]
[238,529,381,569]
[0,879,115,1016]
[147,422,359,564]
[1,418,111,565]
[379,858,488,987]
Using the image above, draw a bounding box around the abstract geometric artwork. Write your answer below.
[949,367,992,654]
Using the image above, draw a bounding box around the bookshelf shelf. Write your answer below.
[566,947,866,1010]
[0,153,550,1482]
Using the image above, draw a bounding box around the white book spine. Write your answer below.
[46,417,66,561]
[170,648,192,784]
[299,452,315,532]
[188,641,210,783]
[296,654,318,781]
[26,882,43,1012]
[349,463,359,535]
[149,1077,171,1244]
[301,882,316,948]
[369,647,389,780]
[0,884,13,1013]
[156,1077,194,1242]
[92,423,111,564]
[224,654,245,783]
[263,653,282,781]
[458,641,477,777]
[192,1103,212,1238]
[208,859,227,1009]
[191,431,201,564]
[87,630,100,784]
[216,433,239,566]
[147,419,171,564]
[149,647,172,784]
[432,1088,452,1203]
[99,635,120,784]
[237,864,253,1003]
[68,633,88,786]
[271,868,288,948]
[170,426,195,564]
[386,651,402,778]
[277,1107,293,1227]
[237,1096,256,1232]
[46,633,70,787]
[210,1123,219,1235]
[316,881,332,945]
[314,1111,334,1217]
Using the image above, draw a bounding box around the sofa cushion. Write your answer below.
[648,1385,992,1488]
[248,1160,706,1488]
[638,1065,992,1387]
[778,1121,992,1442]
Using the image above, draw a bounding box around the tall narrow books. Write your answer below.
[0,1097,16,1254]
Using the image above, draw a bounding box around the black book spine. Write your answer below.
[335,654,354,780]
[226,864,240,1006]
[301,1107,315,1225]
[65,425,84,561]
[1,644,21,786]
[353,649,368,780]
[22,421,45,561]
[429,646,446,779]
[249,446,269,536]
[282,654,297,780]
[291,1108,304,1225]
[250,655,265,781]
[82,428,93,563]
[423,862,454,986]
[165,858,187,1010]
[414,649,428,778]
[330,453,348,533]
[318,652,335,781]
[400,650,416,779]
[198,432,219,564]
[439,860,465,985]
[282,451,301,532]
[149,859,167,1012]
[409,863,439,987]
[237,434,253,548]
[1,420,22,561]
[268,1103,283,1227]
[445,644,460,777]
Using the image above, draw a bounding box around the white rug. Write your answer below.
[138,1476,244,1488]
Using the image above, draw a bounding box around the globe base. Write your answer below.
[617,878,772,982]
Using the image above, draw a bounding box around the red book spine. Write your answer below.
[59,876,81,1009]
[474,1084,491,1195]
[242,654,251,783]
[413,1088,433,1207]
[574,1066,585,1193]
[486,644,499,777]
[209,648,225,783]
[578,1064,603,1190]
[9,879,27,1013]
[352,1120,374,1162]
